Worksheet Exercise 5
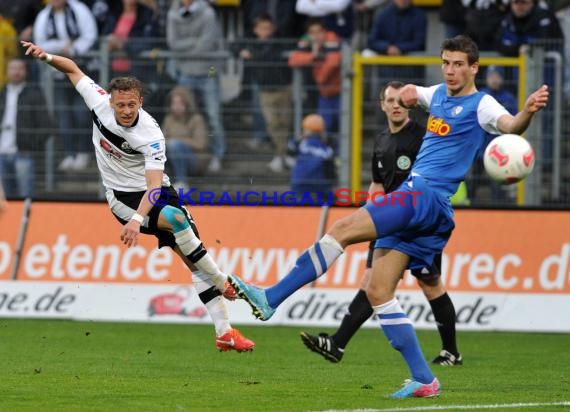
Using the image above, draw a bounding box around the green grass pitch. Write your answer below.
[1,319,569,411]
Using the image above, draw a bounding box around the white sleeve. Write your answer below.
[142,139,167,171]
[132,114,167,171]
[477,94,510,134]
[416,85,439,111]
[296,0,351,16]
[75,76,109,111]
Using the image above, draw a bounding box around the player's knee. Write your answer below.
[418,278,444,300]
[160,205,189,232]
[328,215,360,247]
[365,283,393,307]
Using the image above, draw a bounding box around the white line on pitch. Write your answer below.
[317,400,570,412]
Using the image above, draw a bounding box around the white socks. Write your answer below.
[193,270,230,336]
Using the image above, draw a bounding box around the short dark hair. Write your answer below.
[380,80,405,100]
[305,17,326,32]
[441,35,479,65]
[254,11,274,26]
[108,76,144,97]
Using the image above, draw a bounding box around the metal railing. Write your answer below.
[2,36,567,206]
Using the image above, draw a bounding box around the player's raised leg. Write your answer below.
[229,190,417,321]
[158,205,229,293]
[228,207,377,320]
[368,248,439,398]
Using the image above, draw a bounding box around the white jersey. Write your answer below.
[75,76,170,191]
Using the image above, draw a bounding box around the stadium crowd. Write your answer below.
[0,0,567,203]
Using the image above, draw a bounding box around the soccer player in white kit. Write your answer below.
[22,40,255,352]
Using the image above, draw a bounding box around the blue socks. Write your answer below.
[266,234,343,308]
[374,298,434,384]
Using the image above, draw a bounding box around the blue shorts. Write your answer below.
[363,174,455,270]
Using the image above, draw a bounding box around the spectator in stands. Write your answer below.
[0,0,43,43]
[368,0,426,56]
[236,13,293,172]
[367,0,426,83]
[0,58,53,198]
[243,0,303,39]
[464,0,509,51]
[163,86,207,187]
[86,0,112,32]
[481,65,517,115]
[288,18,342,145]
[33,0,98,172]
[100,0,159,81]
[295,0,354,41]
[241,2,299,153]
[495,0,563,57]
[472,65,518,204]
[166,0,226,173]
[496,0,563,172]
[290,113,335,196]
[152,0,170,37]
[440,0,466,38]
[0,10,18,89]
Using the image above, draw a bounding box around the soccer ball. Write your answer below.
[483,134,535,184]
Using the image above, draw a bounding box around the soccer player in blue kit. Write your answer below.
[229,35,549,398]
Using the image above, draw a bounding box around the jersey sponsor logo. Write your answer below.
[91,110,141,155]
[90,81,107,96]
[121,142,134,153]
[397,155,411,170]
[149,141,165,161]
[100,138,122,159]
[427,115,451,136]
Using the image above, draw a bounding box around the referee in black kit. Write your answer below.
[301,81,463,366]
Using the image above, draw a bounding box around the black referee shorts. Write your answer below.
[107,185,200,249]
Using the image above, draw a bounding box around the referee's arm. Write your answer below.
[21,41,86,86]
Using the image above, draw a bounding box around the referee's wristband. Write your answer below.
[44,53,53,63]
[130,213,144,224]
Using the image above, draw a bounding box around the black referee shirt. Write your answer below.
[371,120,426,193]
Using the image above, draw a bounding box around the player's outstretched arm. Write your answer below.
[21,41,86,87]
[397,84,418,109]
[497,85,549,135]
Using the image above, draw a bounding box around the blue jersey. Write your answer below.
[365,84,508,269]
[412,84,507,198]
